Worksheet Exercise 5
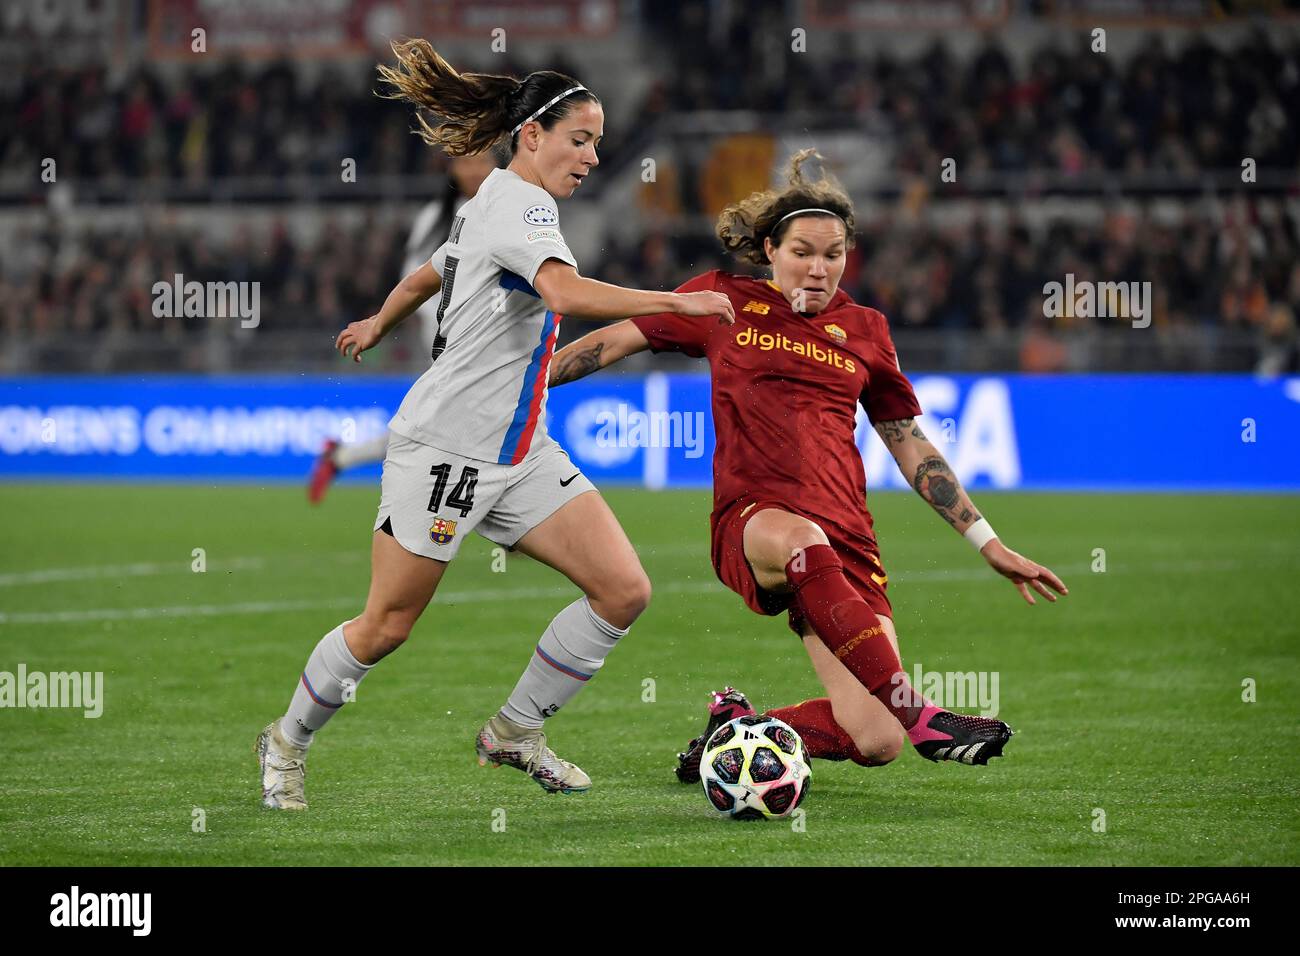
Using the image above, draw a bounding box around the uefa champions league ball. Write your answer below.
[699,714,811,820]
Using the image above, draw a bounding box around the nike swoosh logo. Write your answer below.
[560,474,580,487]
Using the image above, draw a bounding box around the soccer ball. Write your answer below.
[699,714,811,820]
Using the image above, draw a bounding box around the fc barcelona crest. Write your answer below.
[429,518,458,544]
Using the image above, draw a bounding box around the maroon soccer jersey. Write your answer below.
[631,270,922,537]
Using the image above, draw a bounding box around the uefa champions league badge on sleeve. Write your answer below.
[523,205,558,226]
[429,518,458,544]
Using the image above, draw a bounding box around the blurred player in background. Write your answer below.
[256,40,734,809]
[307,151,498,503]
[547,150,1067,780]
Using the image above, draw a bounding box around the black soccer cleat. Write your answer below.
[675,687,757,783]
[911,710,1014,765]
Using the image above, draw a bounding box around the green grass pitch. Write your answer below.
[0,483,1297,866]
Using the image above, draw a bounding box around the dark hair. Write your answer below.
[376,39,599,157]
[715,149,856,265]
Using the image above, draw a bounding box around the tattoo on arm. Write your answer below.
[912,455,981,530]
[878,420,983,533]
[874,417,929,448]
[549,342,604,387]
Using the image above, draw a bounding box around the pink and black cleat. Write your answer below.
[675,687,757,783]
[307,439,340,505]
[909,708,1014,765]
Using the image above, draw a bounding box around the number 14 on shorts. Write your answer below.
[428,463,479,518]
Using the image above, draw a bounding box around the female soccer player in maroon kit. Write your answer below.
[547,150,1067,775]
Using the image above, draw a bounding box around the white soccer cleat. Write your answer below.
[475,714,591,794]
[255,719,308,810]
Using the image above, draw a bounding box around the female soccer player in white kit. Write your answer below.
[306,151,498,500]
[256,40,734,807]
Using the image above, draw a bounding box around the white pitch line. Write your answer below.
[5,528,1289,587]
[0,551,363,587]
[0,557,268,587]
[0,582,721,626]
[0,559,1249,627]
[5,534,1281,589]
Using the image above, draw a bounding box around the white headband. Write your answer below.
[776,207,842,227]
[511,85,587,136]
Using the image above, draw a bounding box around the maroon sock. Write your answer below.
[785,544,928,729]
[766,699,878,767]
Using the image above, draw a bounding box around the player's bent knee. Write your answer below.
[629,571,652,616]
[785,519,830,563]
[831,698,905,766]
[850,728,905,767]
[353,608,417,660]
[593,569,651,627]
[749,515,831,588]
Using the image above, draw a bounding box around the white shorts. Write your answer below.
[374,432,596,561]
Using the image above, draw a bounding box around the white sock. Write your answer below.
[332,434,390,471]
[282,622,373,748]
[500,597,628,729]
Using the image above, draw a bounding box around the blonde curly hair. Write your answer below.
[715,149,855,265]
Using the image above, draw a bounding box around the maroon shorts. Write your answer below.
[710,497,894,636]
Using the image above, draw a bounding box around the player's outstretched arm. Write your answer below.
[549,320,650,387]
[874,417,1069,606]
[336,260,442,363]
[534,260,734,325]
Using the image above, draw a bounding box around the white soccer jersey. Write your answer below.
[388,167,578,465]
[402,191,471,355]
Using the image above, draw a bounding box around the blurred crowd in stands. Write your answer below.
[5,19,1295,185]
[4,200,1295,373]
[2,8,1298,373]
[643,6,1298,176]
[1,215,406,343]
